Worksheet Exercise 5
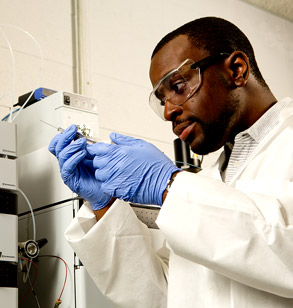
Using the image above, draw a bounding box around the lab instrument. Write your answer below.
[14,87,56,108]
[14,90,99,158]
[0,122,18,308]
[15,91,114,307]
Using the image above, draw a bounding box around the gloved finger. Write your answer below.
[55,124,78,157]
[110,132,145,147]
[94,168,112,183]
[87,142,116,156]
[61,149,87,181]
[58,138,87,169]
[92,156,111,169]
[84,148,95,160]
[48,133,62,156]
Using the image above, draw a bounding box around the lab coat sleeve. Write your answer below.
[157,171,293,298]
[65,200,169,308]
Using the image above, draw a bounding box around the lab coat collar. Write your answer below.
[214,97,293,184]
[226,97,293,185]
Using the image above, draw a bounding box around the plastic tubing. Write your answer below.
[0,24,44,123]
[0,27,16,122]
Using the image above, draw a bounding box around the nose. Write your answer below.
[164,100,183,121]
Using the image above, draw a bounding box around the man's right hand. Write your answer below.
[48,124,112,210]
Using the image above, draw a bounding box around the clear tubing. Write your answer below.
[0,24,44,123]
[0,27,16,122]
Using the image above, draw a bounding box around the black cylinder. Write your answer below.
[173,138,201,173]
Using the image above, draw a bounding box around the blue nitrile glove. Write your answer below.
[86,133,181,206]
[48,124,111,210]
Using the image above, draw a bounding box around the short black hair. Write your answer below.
[152,17,268,88]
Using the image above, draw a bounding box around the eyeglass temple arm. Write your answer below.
[190,53,231,70]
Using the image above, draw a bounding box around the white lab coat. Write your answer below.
[65,98,293,308]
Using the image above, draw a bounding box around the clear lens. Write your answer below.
[149,59,201,120]
[149,93,166,119]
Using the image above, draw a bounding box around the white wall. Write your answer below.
[0,0,292,164]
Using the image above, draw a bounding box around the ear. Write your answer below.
[226,51,249,87]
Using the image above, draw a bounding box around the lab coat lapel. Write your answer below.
[228,103,293,185]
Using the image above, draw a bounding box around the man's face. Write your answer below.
[149,35,242,155]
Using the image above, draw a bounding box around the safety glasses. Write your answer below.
[149,53,230,120]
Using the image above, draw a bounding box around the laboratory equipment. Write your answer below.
[0,122,17,190]
[173,138,201,173]
[0,122,18,308]
[15,87,56,109]
[15,91,114,307]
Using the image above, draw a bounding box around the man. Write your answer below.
[49,17,293,307]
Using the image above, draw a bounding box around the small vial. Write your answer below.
[57,127,98,144]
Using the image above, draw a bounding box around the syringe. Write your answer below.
[40,120,98,144]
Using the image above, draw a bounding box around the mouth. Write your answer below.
[174,121,196,142]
